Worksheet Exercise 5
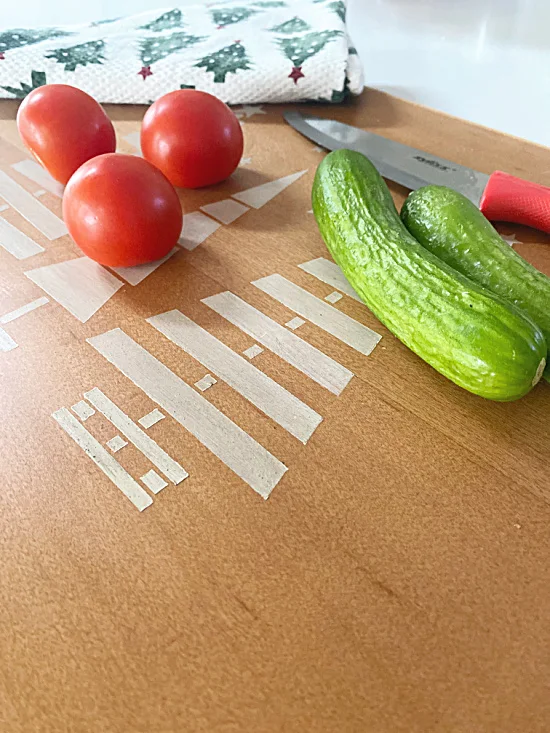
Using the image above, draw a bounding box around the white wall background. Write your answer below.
[2,0,549,146]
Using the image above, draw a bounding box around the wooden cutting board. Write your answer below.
[1,89,549,733]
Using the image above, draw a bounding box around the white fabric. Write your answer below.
[0,0,363,105]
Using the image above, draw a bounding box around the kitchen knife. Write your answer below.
[284,110,550,234]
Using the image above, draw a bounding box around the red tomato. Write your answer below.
[17,85,116,185]
[62,154,183,268]
[140,90,243,188]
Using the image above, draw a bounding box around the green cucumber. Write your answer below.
[312,149,546,401]
[400,185,550,381]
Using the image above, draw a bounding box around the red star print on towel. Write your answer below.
[288,66,305,84]
[138,66,153,80]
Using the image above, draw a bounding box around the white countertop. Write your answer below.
[3,0,549,147]
[351,0,550,149]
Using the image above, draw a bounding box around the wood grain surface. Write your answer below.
[0,89,549,733]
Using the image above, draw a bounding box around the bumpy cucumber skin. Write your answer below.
[312,150,546,401]
[401,185,550,381]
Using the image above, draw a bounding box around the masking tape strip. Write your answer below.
[0,327,17,352]
[87,328,287,499]
[52,407,152,512]
[11,160,64,198]
[298,258,362,302]
[232,170,307,209]
[140,469,168,494]
[110,247,178,286]
[0,216,45,259]
[106,435,128,453]
[0,169,67,239]
[200,199,249,224]
[253,274,381,357]
[286,317,305,330]
[71,400,95,421]
[194,373,217,392]
[243,344,263,359]
[84,387,188,485]
[0,296,49,324]
[149,310,322,443]
[202,291,352,396]
[138,408,165,429]
[25,257,123,323]
[178,212,220,251]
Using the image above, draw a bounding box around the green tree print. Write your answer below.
[0,28,72,56]
[45,40,105,72]
[270,17,310,34]
[195,42,252,83]
[1,70,46,98]
[328,1,346,22]
[278,30,341,67]
[140,9,184,32]
[139,31,205,67]
[90,17,121,27]
[317,79,350,104]
[211,7,258,28]
[278,30,341,83]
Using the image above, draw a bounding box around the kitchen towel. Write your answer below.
[0,0,363,105]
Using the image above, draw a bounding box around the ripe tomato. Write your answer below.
[141,90,243,188]
[17,85,116,185]
[62,154,183,268]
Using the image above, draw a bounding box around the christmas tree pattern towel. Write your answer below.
[0,0,363,105]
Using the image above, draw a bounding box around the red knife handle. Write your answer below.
[479,171,550,234]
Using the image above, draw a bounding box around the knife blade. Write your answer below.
[284,110,550,234]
